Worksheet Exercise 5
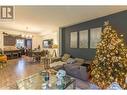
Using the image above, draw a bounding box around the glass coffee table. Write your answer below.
[16,70,75,90]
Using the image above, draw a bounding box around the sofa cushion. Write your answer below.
[66,58,76,64]
[50,61,66,68]
[64,63,88,81]
[64,64,80,70]
[75,58,85,64]
[64,64,81,78]
[79,66,88,81]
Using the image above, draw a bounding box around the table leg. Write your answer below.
[0,63,2,68]
[73,79,76,89]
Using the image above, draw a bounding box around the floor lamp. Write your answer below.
[51,44,58,57]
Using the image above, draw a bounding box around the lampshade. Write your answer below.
[52,44,58,48]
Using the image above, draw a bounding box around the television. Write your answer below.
[43,39,53,48]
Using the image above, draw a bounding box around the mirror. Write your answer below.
[79,30,88,48]
[90,27,102,48]
[70,32,78,48]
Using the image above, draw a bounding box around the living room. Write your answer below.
[0,6,127,90]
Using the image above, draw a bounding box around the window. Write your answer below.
[16,39,25,48]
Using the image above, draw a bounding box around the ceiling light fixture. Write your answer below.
[21,26,33,39]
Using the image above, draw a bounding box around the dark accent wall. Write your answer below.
[4,35,16,46]
[61,10,127,60]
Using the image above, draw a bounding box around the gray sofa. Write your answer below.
[63,63,88,81]
[63,59,91,89]
[52,57,90,81]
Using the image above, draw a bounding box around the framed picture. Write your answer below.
[79,30,88,48]
[70,32,78,48]
[90,27,102,48]
[43,39,53,48]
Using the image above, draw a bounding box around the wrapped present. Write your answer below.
[107,82,122,90]
[90,83,100,89]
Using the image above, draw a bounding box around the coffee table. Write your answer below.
[16,70,75,89]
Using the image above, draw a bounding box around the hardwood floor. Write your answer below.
[0,56,44,89]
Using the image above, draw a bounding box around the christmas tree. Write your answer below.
[89,21,127,89]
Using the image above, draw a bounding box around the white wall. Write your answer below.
[0,31,3,49]
[32,35,42,50]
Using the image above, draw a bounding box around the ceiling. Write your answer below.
[0,6,127,35]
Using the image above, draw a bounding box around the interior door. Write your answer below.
[26,39,32,49]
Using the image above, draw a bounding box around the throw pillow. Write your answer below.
[66,58,76,64]
[61,53,71,62]
[75,58,85,64]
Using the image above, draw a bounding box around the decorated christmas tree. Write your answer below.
[89,21,127,89]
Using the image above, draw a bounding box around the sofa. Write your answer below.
[63,58,92,89]
[64,64,88,81]
[63,58,89,81]
[50,53,91,89]
[51,55,89,81]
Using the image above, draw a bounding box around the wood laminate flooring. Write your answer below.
[0,56,44,89]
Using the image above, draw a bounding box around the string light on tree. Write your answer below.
[89,21,127,89]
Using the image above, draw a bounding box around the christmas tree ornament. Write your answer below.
[121,43,124,46]
[115,50,119,54]
[107,82,122,90]
[118,57,122,59]
[120,34,124,37]
[108,44,115,50]
[107,54,110,57]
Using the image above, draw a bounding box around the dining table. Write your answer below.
[32,50,41,62]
